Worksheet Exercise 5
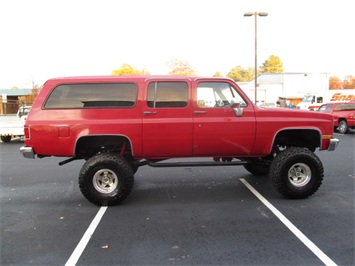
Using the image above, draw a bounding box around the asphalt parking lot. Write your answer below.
[1,132,354,265]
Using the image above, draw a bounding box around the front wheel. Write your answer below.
[338,120,349,134]
[79,153,134,206]
[270,147,323,199]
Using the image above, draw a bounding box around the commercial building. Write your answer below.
[0,89,32,115]
[237,72,330,107]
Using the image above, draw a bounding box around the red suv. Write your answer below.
[20,76,339,206]
[318,102,355,134]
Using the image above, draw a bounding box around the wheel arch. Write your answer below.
[74,134,134,159]
[338,118,347,124]
[270,128,321,152]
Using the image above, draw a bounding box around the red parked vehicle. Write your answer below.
[317,102,355,134]
[20,76,339,206]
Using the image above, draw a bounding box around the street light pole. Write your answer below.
[244,12,268,105]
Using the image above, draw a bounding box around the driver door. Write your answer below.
[192,81,256,156]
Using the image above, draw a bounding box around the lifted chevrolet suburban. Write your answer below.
[20,76,339,206]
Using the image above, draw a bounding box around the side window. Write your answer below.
[325,105,333,112]
[197,82,247,108]
[147,82,188,108]
[334,104,342,111]
[44,83,138,109]
[336,103,355,111]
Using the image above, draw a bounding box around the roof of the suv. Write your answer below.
[45,75,234,84]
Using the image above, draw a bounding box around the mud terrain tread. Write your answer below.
[270,147,324,199]
[79,153,134,206]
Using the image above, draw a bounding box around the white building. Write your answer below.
[237,72,330,105]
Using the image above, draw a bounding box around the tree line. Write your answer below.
[329,75,355,90]
[112,55,354,89]
[112,55,284,82]
[12,54,355,103]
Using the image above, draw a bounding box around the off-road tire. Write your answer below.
[270,147,323,199]
[79,153,134,206]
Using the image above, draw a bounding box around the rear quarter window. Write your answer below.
[44,83,138,109]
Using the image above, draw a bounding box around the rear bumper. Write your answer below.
[328,138,339,151]
[20,146,35,159]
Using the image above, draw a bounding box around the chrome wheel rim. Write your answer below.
[288,163,311,187]
[93,169,118,194]
[338,122,346,133]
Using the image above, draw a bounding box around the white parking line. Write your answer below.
[65,206,108,266]
[64,181,337,266]
[240,178,337,266]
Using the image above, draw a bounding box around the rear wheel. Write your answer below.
[338,120,349,134]
[270,147,323,199]
[79,153,134,206]
[1,135,12,142]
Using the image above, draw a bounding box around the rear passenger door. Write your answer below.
[142,80,193,157]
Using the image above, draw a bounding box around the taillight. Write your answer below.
[24,127,30,140]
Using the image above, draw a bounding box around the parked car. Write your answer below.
[317,102,355,134]
[0,106,31,142]
[17,105,31,118]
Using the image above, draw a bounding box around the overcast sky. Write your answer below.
[0,0,353,88]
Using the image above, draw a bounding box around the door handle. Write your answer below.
[144,111,157,115]
[194,110,207,114]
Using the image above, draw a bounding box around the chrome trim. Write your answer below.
[328,138,339,151]
[20,146,35,159]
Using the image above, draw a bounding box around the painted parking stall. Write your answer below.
[1,134,354,265]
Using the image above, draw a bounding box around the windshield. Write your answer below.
[301,95,314,103]
[17,106,31,117]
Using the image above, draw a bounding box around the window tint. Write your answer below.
[197,82,247,108]
[147,82,188,108]
[325,105,332,112]
[44,83,138,109]
[334,103,355,111]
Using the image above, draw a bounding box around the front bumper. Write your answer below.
[20,146,35,159]
[328,138,339,151]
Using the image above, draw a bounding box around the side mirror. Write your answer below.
[230,98,240,108]
[230,98,243,117]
